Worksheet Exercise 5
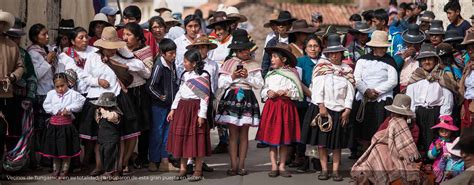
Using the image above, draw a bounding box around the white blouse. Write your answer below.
[174,35,193,78]
[171,71,210,119]
[354,57,398,102]
[43,89,86,117]
[204,58,219,93]
[57,46,98,94]
[465,71,474,100]
[311,63,355,112]
[261,72,300,101]
[28,49,54,95]
[207,36,232,66]
[115,48,150,88]
[83,53,122,98]
[218,68,264,95]
[405,79,454,116]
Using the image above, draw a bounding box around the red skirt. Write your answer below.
[167,99,212,158]
[256,97,301,146]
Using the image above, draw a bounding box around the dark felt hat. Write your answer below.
[348,21,372,34]
[91,92,118,107]
[228,29,255,50]
[420,11,435,22]
[443,29,464,43]
[269,11,296,24]
[426,20,445,35]
[206,11,236,29]
[416,43,439,60]
[287,19,318,34]
[54,19,75,34]
[264,42,297,67]
[5,17,26,38]
[322,34,347,53]
[315,25,338,37]
[436,42,454,57]
[461,31,474,45]
[402,23,426,44]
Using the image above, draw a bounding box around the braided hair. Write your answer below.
[53,72,68,84]
[184,49,204,75]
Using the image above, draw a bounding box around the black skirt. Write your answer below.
[79,98,99,140]
[39,123,81,158]
[215,88,260,127]
[415,106,441,153]
[301,104,350,149]
[352,98,392,141]
[127,85,151,131]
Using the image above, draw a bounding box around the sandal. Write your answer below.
[279,170,292,178]
[268,170,279,177]
[318,171,330,180]
[173,170,187,181]
[237,169,249,176]
[188,171,203,182]
[59,171,69,180]
[89,168,103,176]
[332,174,343,182]
[226,169,237,176]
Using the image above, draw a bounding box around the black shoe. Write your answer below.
[311,158,322,171]
[212,143,228,154]
[202,163,214,172]
[256,143,269,148]
[187,164,194,175]
[296,158,309,173]
[169,156,180,168]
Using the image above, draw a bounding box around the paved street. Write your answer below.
[2,127,356,185]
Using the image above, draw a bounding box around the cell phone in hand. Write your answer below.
[236,64,243,71]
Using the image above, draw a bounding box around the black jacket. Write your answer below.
[147,57,178,107]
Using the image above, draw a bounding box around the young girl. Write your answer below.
[256,43,304,178]
[40,73,85,178]
[439,137,464,182]
[428,115,459,183]
[167,49,212,182]
[91,92,122,179]
[215,29,263,176]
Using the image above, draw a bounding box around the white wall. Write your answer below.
[427,0,473,28]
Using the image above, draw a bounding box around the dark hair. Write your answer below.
[372,9,389,25]
[399,2,408,10]
[68,27,87,43]
[123,5,142,21]
[406,3,414,11]
[303,35,322,57]
[389,0,397,6]
[194,9,203,19]
[184,49,204,75]
[416,2,427,11]
[361,10,374,22]
[159,38,177,53]
[349,14,362,22]
[29,23,46,44]
[148,16,165,31]
[124,22,146,48]
[53,72,68,83]
[444,0,461,12]
[458,135,474,155]
[183,14,202,27]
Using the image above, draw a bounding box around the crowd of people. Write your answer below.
[1,0,474,184]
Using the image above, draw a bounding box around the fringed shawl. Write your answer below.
[408,66,461,103]
[312,59,355,86]
[219,57,261,75]
[265,68,304,101]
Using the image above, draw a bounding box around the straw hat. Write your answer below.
[207,11,235,29]
[154,0,171,14]
[402,24,426,44]
[186,35,217,50]
[426,20,445,35]
[461,31,474,45]
[265,43,297,67]
[446,137,461,157]
[366,30,391,48]
[416,43,439,60]
[161,11,180,26]
[322,34,346,54]
[431,115,459,131]
[384,94,415,117]
[5,17,26,38]
[287,19,318,34]
[88,13,112,37]
[93,27,126,49]
[225,6,247,23]
[0,10,15,33]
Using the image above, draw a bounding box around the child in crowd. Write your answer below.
[428,115,459,183]
[40,73,85,179]
[256,43,304,178]
[92,92,122,179]
[438,137,464,182]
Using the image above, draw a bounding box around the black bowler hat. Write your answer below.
[5,17,26,38]
[444,29,464,43]
[269,11,296,24]
[348,21,372,34]
[322,34,347,54]
[416,43,438,60]
[227,29,255,50]
[402,23,426,44]
[54,19,75,34]
[426,20,445,35]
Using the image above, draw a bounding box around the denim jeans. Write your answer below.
[148,105,170,163]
